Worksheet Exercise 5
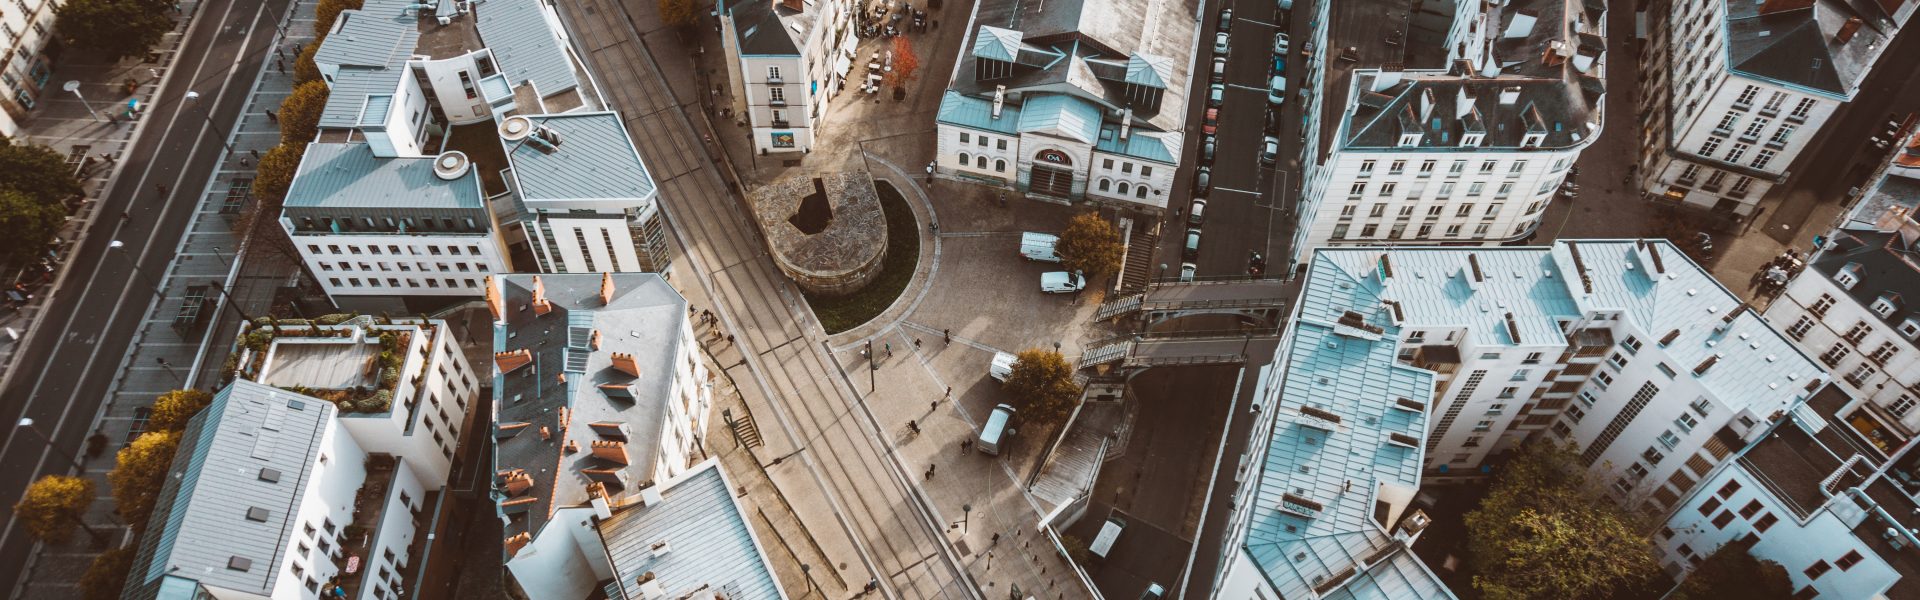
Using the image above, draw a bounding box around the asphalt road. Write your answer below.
[0,0,281,591]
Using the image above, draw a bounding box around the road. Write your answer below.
[0,0,281,591]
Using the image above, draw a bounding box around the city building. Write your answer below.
[0,0,61,138]
[1655,384,1920,599]
[1763,209,1920,455]
[121,378,461,600]
[1835,126,1920,229]
[487,273,717,596]
[1635,0,1916,219]
[931,0,1191,213]
[1288,0,1606,265]
[283,0,668,302]
[718,0,857,154]
[1212,245,1454,599]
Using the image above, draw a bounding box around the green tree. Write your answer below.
[148,389,213,432]
[1056,212,1124,277]
[14,475,100,544]
[54,0,175,62]
[294,42,323,86]
[313,0,364,37]
[1465,440,1659,600]
[1671,540,1793,600]
[657,0,696,27]
[0,139,84,204]
[109,431,181,533]
[79,546,135,600]
[278,80,331,146]
[0,189,67,267]
[1004,349,1080,426]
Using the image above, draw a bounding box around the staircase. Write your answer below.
[1119,219,1161,292]
[724,408,764,449]
[1079,340,1133,368]
[1094,293,1143,322]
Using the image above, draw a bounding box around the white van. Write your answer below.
[978,404,1016,455]
[989,352,1018,382]
[1019,232,1062,262]
[1040,271,1085,293]
[1089,516,1126,558]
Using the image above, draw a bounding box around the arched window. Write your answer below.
[1117,181,1131,195]
[995,159,1007,172]
[959,152,970,167]
[1136,185,1149,199]
[1097,179,1111,191]
[976,155,988,168]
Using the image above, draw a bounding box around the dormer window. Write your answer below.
[1461,133,1484,147]
[1873,294,1901,318]
[1834,262,1862,289]
[1399,133,1422,147]
[1900,318,1920,340]
[1522,133,1544,147]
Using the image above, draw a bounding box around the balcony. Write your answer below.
[770,119,791,129]
[1567,327,1614,357]
[1406,344,1461,375]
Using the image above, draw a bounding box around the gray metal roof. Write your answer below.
[1725,0,1904,96]
[599,461,788,600]
[360,95,394,128]
[506,112,656,203]
[476,0,581,99]
[284,142,485,210]
[311,8,420,70]
[493,273,689,544]
[318,68,404,130]
[125,380,334,599]
[1015,94,1103,144]
[944,0,1198,133]
[935,90,1022,135]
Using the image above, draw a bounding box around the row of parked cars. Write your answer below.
[1183,7,1294,279]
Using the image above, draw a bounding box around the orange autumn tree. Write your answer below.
[887,36,920,89]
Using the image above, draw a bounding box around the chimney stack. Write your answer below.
[991,85,1007,119]
[591,329,603,350]
[485,276,505,323]
[504,532,532,557]
[611,352,642,377]
[599,272,616,305]
[1119,107,1133,140]
[502,470,534,496]
[588,483,614,519]
[592,440,630,465]
[1837,17,1863,43]
[531,276,552,316]
[495,349,533,373]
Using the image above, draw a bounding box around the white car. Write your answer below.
[1268,75,1288,106]
[1272,32,1290,55]
[1179,262,1197,282]
[1041,270,1086,294]
[1214,32,1230,55]
[989,351,1018,382]
[1019,231,1062,262]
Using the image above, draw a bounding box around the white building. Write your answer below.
[0,0,60,138]
[719,0,856,154]
[501,112,667,274]
[1655,384,1920,599]
[931,0,1190,214]
[487,273,716,594]
[1289,0,1606,267]
[1635,0,1916,218]
[122,379,449,600]
[1764,210,1920,455]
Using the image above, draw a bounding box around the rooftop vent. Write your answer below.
[1693,355,1719,375]
[1299,405,1343,429]
[1659,329,1681,347]
[1279,493,1325,517]
[650,540,673,558]
[258,468,282,483]
[640,485,665,506]
[1394,397,1427,412]
[500,115,536,141]
[432,150,470,181]
[1387,432,1421,448]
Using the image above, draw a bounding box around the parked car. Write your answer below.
[1272,32,1290,55]
[978,404,1016,455]
[1179,263,1197,282]
[1019,232,1062,262]
[1214,32,1230,55]
[1193,167,1212,195]
[989,352,1018,382]
[1208,83,1225,108]
[1261,136,1278,165]
[1040,270,1085,294]
[1265,111,1281,135]
[1200,140,1216,165]
[1203,108,1219,134]
[1183,228,1202,261]
[1210,57,1228,83]
[1268,75,1288,106]
[1272,56,1286,76]
[1218,7,1233,32]
[1188,198,1207,226]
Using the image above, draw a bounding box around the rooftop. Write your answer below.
[492,273,690,546]
[1806,221,1920,334]
[1724,0,1910,96]
[730,0,815,56]
[283,142,486,211]
[124,381,334,599]
[503,112,657,204]
[1844,172,1920,228]
[474,0,585,106]
[597,461,787,600]
[1738,388,1878,517]
[942,0,1197,133]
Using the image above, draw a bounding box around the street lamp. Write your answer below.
[109,240,166,299]
[183,91,235,152]
[16,418,87,473]
[156,357,183,386]
[211,246,229,267]
[63,80,101,122]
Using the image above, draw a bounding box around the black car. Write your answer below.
[1265,111,1281,135]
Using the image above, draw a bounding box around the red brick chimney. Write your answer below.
[590,329,603,350]
[504,532,532,557]
[610,352,641,377]
[502,471,533,496]
[592,440,630,465]
[495,349,533,373]
[599,272,616,305]
[531,276,552,316]
[484,276,505,322]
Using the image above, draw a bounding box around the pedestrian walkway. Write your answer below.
[8,0,317,595]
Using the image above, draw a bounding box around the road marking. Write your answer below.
[1214,186,1264,197]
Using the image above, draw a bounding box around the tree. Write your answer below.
[0,189,67,267]
[1671,540,1793,600]
[294,42,323,86]
[887,36,920,88]
[1056,212,1124,277]
[109,431,181,533]
[54,0,175,62]
[148,389,213,432]
[0,139,85,204]
[1465,440,1659,600]
[313,0,363,37]
[1004,349,1080,426]
[79,546,135,600]
[278,81,331,146]
[657,0,696,28]
[252,143,305,208]
[14,475,99,544]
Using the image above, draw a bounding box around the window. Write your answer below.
[1699,496,1722,516]
[1804,560,1831,580]
[1755,512,1779,532]
[1608,352,1630,370]
[1874,296,1900,316]
[1389,160,1405,174]
[1360,224,1377,237]
[1715,111,1741,132]
[1841,320,1871,344]
[1510,369,1530,381]
[1741,117,1770,139]
[1717,480,1742,498]
[1464,435,1483,447]
[1566,404,1587,423]
[1751,149,1777,170]
[1627,463,1649,480]
[1811,294,1836,316]
[1789,97,1816,120]
[1890,394,1917,417]
[1724,143,1750,164]
[1594,371,1614,391]
[1487,403,1506,415]
[1479,160,1497,173]
[1379,182,1397,196]
[1419,160,1436,175]
[1837,550,1864,571]
[1699,138,1722,158]
[1731,176,1754,196]
[1676,413,1700,432]
[768,87,786,103]
[1642,446,1665,465]
[1704,170,1728,188]
[1497,387,1517,399]
[1687,398,1713,417]
[1523,352,1543,364]
[1656,363,1678,378]
[1370,204,1386,218]
[1349,182,1367,197]
[1474,419,1493,431]
[1739,499,1763,519]
[1787,316,1814,339]
[1769,124,1797,146]
[1820,343,1851,368]
[996,159,1007,172]
[1438,182,1455,197]
[1468,182,1485,197]
[1496,183,1513,198]
[1360,160,1375,174]
[998,139,1009,151]
[959,132,970,144]
[1658,430,1681,450]
[1712,510,1736,529]
[1734,85,1759,107]
[1679,163,1702,182]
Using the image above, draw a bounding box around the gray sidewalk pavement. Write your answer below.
[9,0,316,595]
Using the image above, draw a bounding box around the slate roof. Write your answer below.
[505,111,656,203]
[1724,0,1904,96]
[599,461,787,600]
[284,142,485,210]
[945,0,1196,133]
[1846,174,1920,228]
[476,0,581,99]
[125,381,334,599]
[493,274,689,544]
[1807,225,1920,334]
[1241,255,1451,600]
[318,68,404,129]
[730,0,811,56]
[1014,94,1103,144]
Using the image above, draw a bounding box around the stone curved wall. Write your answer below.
[748,171,888,298]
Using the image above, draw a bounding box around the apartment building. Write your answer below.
[1635,0,1915,218]
[487,274,716,597]
[1656,384,1920,599]
[1288,0,1604,266]
[0,0,60,137]
[719,0,856,154]
[1764,210,1920,455]
[502,112,668,273]
[1211,253,1455,599]
[931,0,1190,213]
[121,379,456,600]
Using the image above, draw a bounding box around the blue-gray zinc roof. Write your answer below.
[476,0,580,99]
[311,8,419,70]
[1312,248,1581,348]
[318,68,404,129]
[936,90,1022,135]
[1015,93,1103,144]
[506,112,656,202]
[600,462,787,600]
[1094,126,1178,163]
[284,143,484,210]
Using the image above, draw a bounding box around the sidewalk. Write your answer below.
[9,0,317,595]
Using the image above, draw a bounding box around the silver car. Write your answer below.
[1214,32,1230,55]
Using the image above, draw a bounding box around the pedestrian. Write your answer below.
[945,385,952,400]
[265,109,278,123]
[991,532,1000,546]
[149,68,160,80]
[997,192,1007,207]
[120,212,130,221]
[251,149,261,160]
[961,438,972,453]
[885,342,893,358]
[864,579,878,594]
[907,419,919,433]
[943,328,951,344]
[725,334,735,346]
[930,398,939,411]
[925,463,936,479]
[913,337,922,349]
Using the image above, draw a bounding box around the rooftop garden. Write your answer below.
[225,314,420,414]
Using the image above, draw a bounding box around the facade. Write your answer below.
[488,273,716,594]
[0,0,60,138]
[122,380,448,600]
[1635,0,1916,218]
[1289,0,1605,266]
[932,0,1190,213]
[1763,210,1920,455]
[719,0,857,154]
[1656,385,1920,599]
[502,112,668,273]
